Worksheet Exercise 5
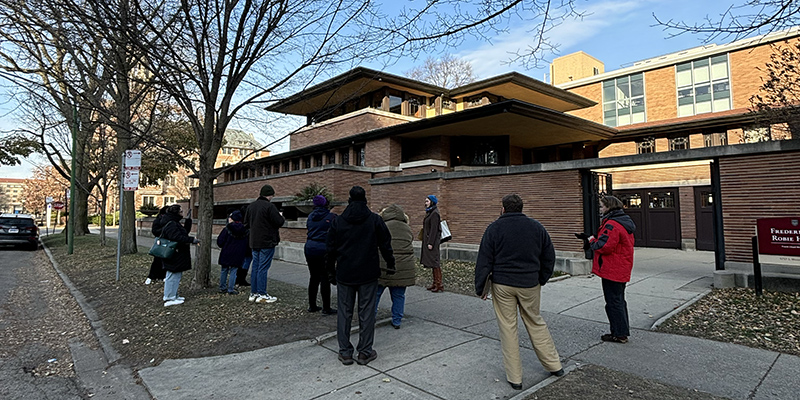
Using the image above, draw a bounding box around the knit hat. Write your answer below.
[260,184,275,197]
[349,186,366,202]
[427,195,438,205]
[230,210,243,222]
[312,195,328,207]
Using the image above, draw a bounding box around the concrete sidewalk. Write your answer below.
[103,230,800,399]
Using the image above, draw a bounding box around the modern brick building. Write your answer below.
[0,178,26,213]
[192,28,800,277]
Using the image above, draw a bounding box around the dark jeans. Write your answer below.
[336,281,378,357]
[305,253,331,309]
[602,278,630,337]
[148,257,166,280]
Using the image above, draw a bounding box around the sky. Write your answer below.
[0,0,767,179]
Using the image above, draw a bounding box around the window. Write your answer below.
[340,149,349,165]
[184,177,194,187]
[326,151,336,165]
[703,132,727,147]
[619,193,642,209]
[315,154,323,167]
[593,67,600,75]
[292,159,300,171]
[163,196,175,205]
[303,157,311,169]
[221,147,232,155]
[353,145,366,166]
[164,175,176,186]
[676,55,731,117]
[282,161,290,172]
[142,196,156,207]
[388,95,402,114]
[602,73,645,127]
[669,137,689,151]
[636,137,655,154]
[649,191,675,208]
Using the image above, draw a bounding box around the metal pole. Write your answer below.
[711,159,726,271]
[67,106,78,255]
[751,236,763,296]
[116,152,124,281]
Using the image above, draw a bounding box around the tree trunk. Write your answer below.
[73,184,91,235]
[119,190,137,254]
[191,173,214,289]
[99,190,107,246]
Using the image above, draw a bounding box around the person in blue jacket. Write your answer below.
[304,195,337,314]
[217,210,249,295]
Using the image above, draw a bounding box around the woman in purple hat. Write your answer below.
[422,194,443,292]
[304,195,337,314]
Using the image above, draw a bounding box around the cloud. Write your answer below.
[459,0,650,78]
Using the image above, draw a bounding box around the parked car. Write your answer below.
[0,214,40,250]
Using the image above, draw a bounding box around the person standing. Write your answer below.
[160,204,199,307]
[304,195,337,315]
[375,204,415,329]
[326,186,395,366]
[588,195,636,344]
[217,210,249,295]
[146,206,169,285]
[236,205,252,287]
[422,195,443,292]
[244,184,285,304]
[475,194,564,390]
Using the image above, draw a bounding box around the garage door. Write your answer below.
[615,188,681,248]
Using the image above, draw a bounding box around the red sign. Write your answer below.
[756,217,800,256]
[52,201,65,210]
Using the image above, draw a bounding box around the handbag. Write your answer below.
[149,222,178,259]
[440,220,452,243]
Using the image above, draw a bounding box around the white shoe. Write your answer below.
[176,296,185,301]
[145,278,152,285]
[164,299,184,307]
[256,294,277,303]
[248,293,258,302]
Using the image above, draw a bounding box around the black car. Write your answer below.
[0,214,40,250]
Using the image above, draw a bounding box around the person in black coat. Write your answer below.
[160,204,198,307]
[326,186,395,366]
[236,204,252,287]
[304,195,337,314]
[146,206,169,285]
[217,210,249,295]
[244,184,285,304]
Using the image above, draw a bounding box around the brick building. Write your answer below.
[192,28,800,275]
[0,178,26,213]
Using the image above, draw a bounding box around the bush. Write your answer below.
[292,182,334,203]
[90,212,120,226]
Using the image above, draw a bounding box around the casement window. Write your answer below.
[163,196,175,205]
[703,132,727,147]
[636,137,656,154]
[142,196,156,206]
[603,73,645,127]
[676,55,731,117]
[668,137,690,151]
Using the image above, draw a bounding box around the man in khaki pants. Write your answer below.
[475,194,564,391]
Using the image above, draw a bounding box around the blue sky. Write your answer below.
[0,0,765,178]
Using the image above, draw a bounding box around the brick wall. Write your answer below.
[719,151,800,262]
[679,186,696,240]
[728,40,797,109]
[643,66,677,121]
[371,179,444,240]
[609,165,710,187]
[365,137,402,167]
[403,136,450,162]
[565,83,602,122]
[213,168,372,204]
[290,112,409,150]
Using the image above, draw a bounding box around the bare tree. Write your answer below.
[655,0,800,42]
[406,54,477,89]
[750,41,800,138]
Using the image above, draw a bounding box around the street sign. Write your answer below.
[46,196,53,203]
[52,201,65,210]
[123,169,140,191]
[125,150,142,169]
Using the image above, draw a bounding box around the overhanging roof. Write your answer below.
[449,72,596,112]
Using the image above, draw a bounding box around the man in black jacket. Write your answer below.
[326,186,395,366]
[244,184,285,304]
[474,194,564,390]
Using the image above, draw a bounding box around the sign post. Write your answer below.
[118,150,142,281]
[753,217,800,296]
[45,196,53,236]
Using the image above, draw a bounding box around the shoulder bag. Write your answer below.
[149,221,178,259]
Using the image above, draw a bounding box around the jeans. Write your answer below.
[602,278,630,337]
[251,248,275,296]
[219,266,238,293]
[336,281,378,357]
[375,285,406,326]
[163,271,183,301]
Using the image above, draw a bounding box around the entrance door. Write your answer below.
[616,188,681,248]
[694,186,714,251]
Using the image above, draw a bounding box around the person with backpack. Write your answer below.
[217,210,249,295]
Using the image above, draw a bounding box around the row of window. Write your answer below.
[224,145,367,182]
[142,196,177,207]
[603,54,732,127]
[221,147,262,157]
[635,133,727,154]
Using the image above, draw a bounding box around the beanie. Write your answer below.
[349,186,366,202]
[260,184,275,197]
[427,194,438,205]
[230,210,243,222]
[312,195,328,207]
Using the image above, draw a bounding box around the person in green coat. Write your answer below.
[375,204,416,329]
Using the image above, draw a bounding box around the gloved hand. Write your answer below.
[192,238,200,244]
[574,232,590,240]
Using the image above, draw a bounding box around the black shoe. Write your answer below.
[218,289,226,293]
[321,308,337,315]
[338,354,354,365]
[356,350,377,365]
[508,381,522,390]
[227,290,239,295]
[601,334,628,343]
[307,306,322,312]
[237,281,251,287]
[550,369,565,377]
[392,324,400,329]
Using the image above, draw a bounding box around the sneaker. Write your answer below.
[164,299,184,307]
[550,368,565,377]
[508,381,522,390]
[176,296,185,301]
[255,294,277,304]
[601,334,628,343]
[307,306,322,312]
[356,350,377,365]
[248,293,258,302]
[144,278,152,285]
[392,324,400,329]
[321,308,337,315]
[219,288,227,293]
[338,354,354,366]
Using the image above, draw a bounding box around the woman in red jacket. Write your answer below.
[589,196,636,343]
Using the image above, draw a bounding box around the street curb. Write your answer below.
[42,244,123,364]
[510,362,579,400]
[650,289,711,330]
